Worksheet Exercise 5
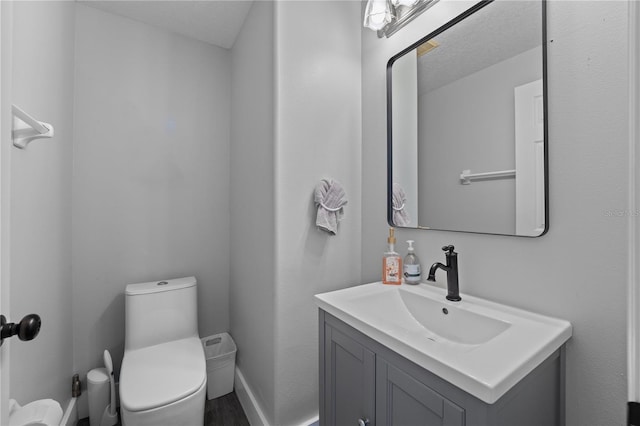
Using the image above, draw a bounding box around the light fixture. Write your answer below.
[364,0,439,38]
[392,0,419,7]
[363,0,395,32]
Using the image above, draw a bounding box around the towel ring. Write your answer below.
[392,203,405,211]
[320,202,344,212]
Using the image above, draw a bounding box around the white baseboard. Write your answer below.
[297,414,319,426]
[234,368,319,426]
[59,397,78,426]
[234,368,270,426]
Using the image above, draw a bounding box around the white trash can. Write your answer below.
[87,368,109,426]
[201,332,237,400]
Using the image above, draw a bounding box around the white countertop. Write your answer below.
[315,282,572,403]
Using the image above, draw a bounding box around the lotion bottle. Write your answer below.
[382,228,402,285]
[403,240,421,285]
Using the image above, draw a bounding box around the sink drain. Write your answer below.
[442,308,449,315]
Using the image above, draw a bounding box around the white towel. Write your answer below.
[314,179,347,235]
[392,183,410,227]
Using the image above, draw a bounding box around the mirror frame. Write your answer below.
[386,0,548,237]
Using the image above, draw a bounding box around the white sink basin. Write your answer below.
[397,288,510,345]
[314,282,572,403]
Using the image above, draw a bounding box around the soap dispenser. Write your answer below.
[382,228,402,285]
[403,240,421,285]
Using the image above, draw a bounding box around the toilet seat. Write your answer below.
[120,337,206,413]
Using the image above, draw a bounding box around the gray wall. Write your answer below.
[230,1,276,423]
[9,0,75,407]
[418,47,541,234]
[273,2,362,424]
[72,5,231,417]
[230,2,362,424]
[362,1,627,425]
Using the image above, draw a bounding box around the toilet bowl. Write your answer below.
[119,276,206,426]
[8,399,62,426]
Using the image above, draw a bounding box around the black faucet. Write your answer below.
[427,245,461,302]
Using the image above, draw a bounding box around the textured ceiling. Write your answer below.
[416,0,542,94]
[78,0,254,49]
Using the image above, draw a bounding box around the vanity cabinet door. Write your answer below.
[324,324,376,426]
[376,358,465,426]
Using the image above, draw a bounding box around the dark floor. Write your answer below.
[204,392,250,426]
[77,391,249,426]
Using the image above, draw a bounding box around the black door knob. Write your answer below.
[0,314,41,346]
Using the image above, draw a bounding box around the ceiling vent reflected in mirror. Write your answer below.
[417,39,439,57]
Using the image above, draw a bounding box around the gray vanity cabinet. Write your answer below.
[377,359,465,426]
[323,322,376,425]
[319,310,565,426]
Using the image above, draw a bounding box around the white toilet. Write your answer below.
[8,399,62,426]
[119,276,206,426]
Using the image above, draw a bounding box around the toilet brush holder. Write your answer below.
[100,350,118,426]
[101,405,118,426]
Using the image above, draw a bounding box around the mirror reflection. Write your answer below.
[388,0,547,236]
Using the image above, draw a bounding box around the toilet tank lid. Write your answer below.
[126,276,196,296]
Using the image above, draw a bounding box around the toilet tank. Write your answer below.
[125,276,199,351]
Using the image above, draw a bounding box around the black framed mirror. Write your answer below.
[387,0,548,236]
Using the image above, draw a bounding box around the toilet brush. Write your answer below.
[101,350,118,426]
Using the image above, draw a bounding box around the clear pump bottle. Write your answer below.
[403,240,421,285]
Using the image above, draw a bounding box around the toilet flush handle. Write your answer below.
[0,314,41,346]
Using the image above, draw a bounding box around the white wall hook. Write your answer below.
[12,104,54,149]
